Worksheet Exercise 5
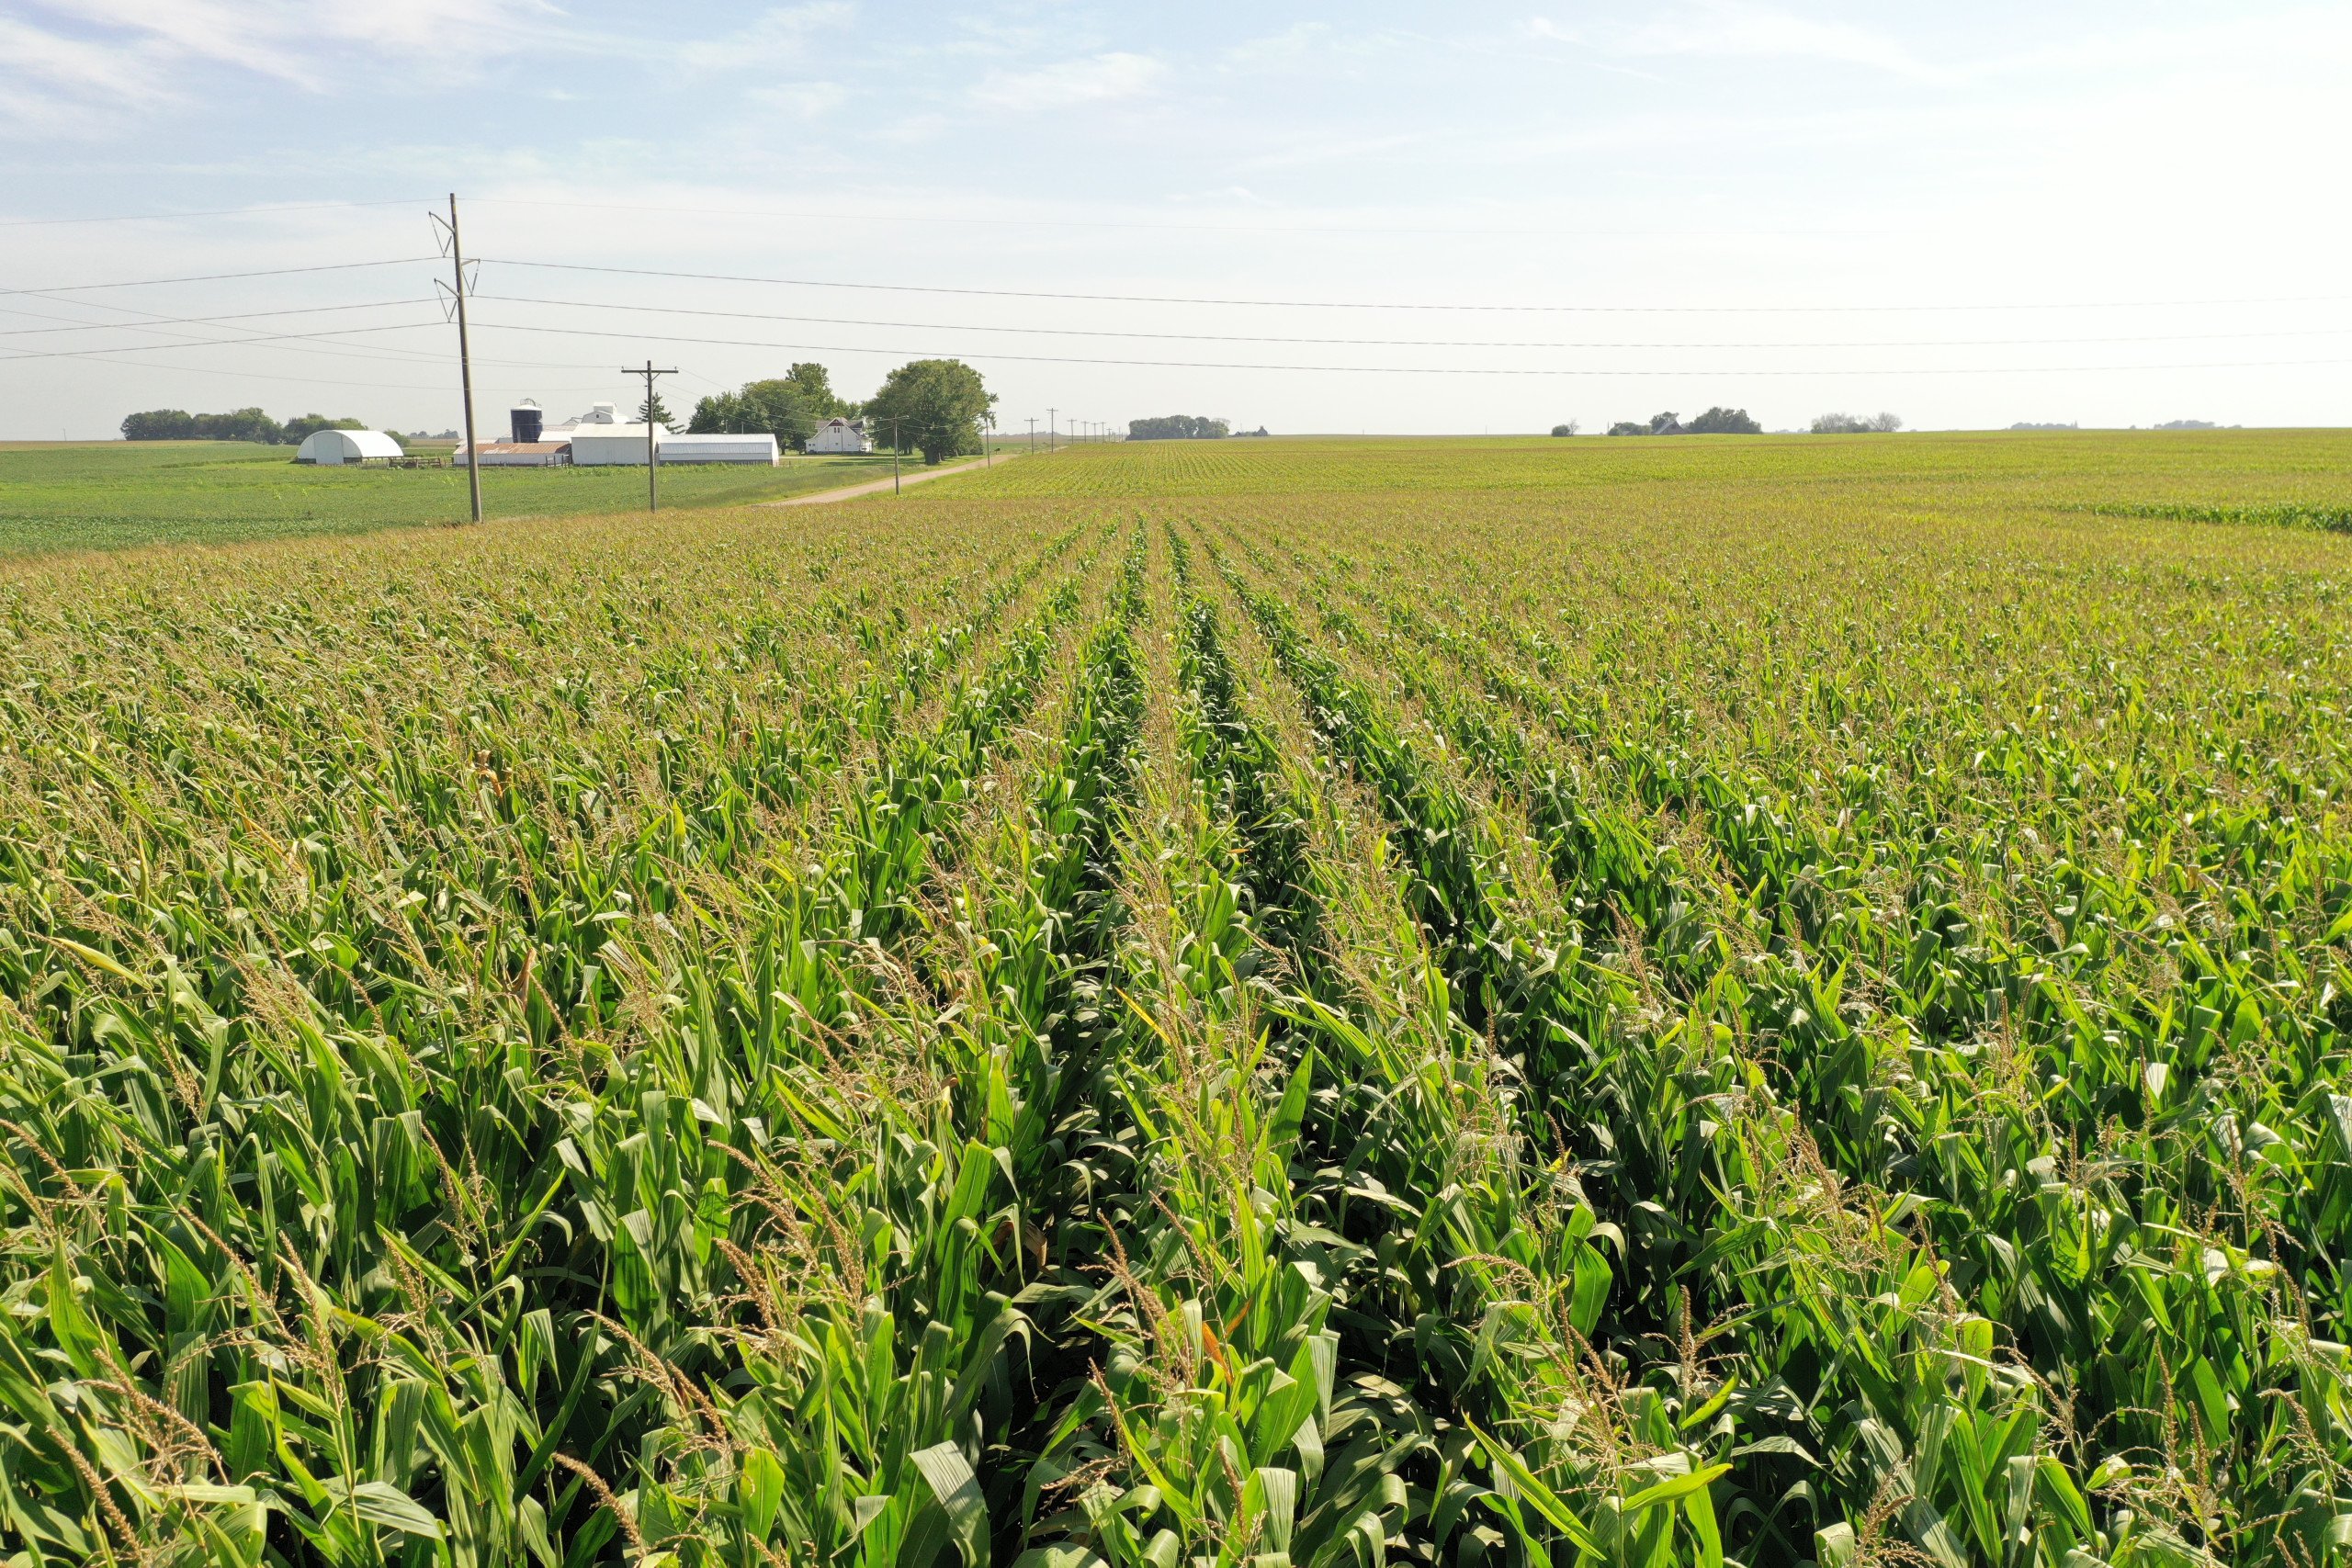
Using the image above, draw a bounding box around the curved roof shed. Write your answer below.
[297,429,404,464]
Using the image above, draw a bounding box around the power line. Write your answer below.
[16,347,605,395]
[479,256,2350,316]
[0,198,439,229]
[0,285,610,372]
[466,315,2352,378]
[464,193,1917,242]
[474,290,2352,352]
[0,298,437,337]
[0,257,438,297]
[0,320,466,363]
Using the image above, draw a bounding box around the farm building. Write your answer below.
[547,401,620,434]
[568,424,666,466]
[458,441,571,467]
[808,417,872,454]
[295,429,404,465]
[660,434,778,465]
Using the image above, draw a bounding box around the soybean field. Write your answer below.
[0,443,903,558]
[2,432,2349,1568]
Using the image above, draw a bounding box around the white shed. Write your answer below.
[660,434,778,465]
[808,417,872,455]
[568,423,665,466]
[297,429,404,465]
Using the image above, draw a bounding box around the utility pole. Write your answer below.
[1048,408,1057,452]
[1027,417,1036,454]
[622,360,676,511]
[887,416,901,493]
[981,417,992,468]
[431,193,483,524]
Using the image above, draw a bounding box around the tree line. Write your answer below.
[119,409,392,446]
[1606,408,1763,435]
[1128,414,1229,440]
[687,358,995,465]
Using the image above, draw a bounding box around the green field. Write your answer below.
[0,441,905,557]
[1,431,2348,1567]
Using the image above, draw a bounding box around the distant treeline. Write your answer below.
[1608,408,1761,435]
[1811,412,1903,434]
[121,408,382,446]
[1129,414,1229,440]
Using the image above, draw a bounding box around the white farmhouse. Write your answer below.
[807,417,872,455]
[295,429,404,465]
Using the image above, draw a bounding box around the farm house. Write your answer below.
[294,429,403,465]
[808,417,872,454]
[660,434,779,465]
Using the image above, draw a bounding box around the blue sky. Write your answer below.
[3,1,2346,437]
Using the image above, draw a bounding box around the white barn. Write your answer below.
[661,433,778,465]
[808,417,872,455]
[296,429,404,465]
[568,423,665,466]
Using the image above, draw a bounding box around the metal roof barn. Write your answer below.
[659,434,778,465]
[458,441,571,467]
[296,429,404,465]
[567,424,664,466]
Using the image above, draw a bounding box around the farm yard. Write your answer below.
[1,430,2349,1566]
[0,443,904,558]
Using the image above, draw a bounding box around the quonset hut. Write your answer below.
[294,429,404,465]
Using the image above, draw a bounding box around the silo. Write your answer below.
[510,400,543,444]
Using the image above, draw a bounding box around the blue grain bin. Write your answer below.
[510,402,543,443]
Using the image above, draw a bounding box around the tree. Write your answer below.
[1128,415,1229,441]
[1606,421,1648,436]
[121,410,195,441]
[1550,421,1579,437]
[784,363,847,418]
[865,358,995,464]
[636,391,675,429]
[1812,411,1903,434]
[120,407,286,443]
[689,381,820,449]
[1683,406,1761,434]
[281,414,367,446]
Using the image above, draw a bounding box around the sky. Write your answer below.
[3,0,2348,439]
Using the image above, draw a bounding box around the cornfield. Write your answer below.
[2,433,2349,1567]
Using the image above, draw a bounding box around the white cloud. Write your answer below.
[676,3,852,73]
[0,14,175,109]
[1223,22,1330,69]
[750,80,849,119]
[969,51,1161,114]
[1601,3,1939,80]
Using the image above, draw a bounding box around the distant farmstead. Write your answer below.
[808,417,873,454]
[295,429,404,465]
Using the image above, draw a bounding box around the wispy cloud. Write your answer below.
[1610,3,1939,79]
[969,51,1161,113]
[1223,22,1331,69]
[4,0,626,132]
[676,4,852,73]
[749,80,849,119]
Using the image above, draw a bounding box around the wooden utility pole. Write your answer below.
[623,360,676,511]
[433,194,483,523]
[1027,417,1036,453]
[1048,408,1057,452]
[887,417,901,493]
